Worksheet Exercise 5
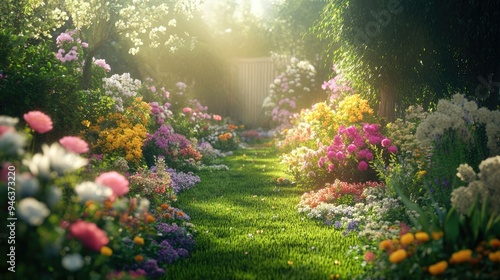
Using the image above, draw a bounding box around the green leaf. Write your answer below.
[444,207,459,245]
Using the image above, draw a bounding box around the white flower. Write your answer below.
[0,132,26,156]
[75,181,113,204]
[17,198,50,226]
[62,253,84,271]
[42,143,88,175]
[24,153,51,179]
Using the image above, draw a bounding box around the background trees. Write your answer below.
[315,0,500,121]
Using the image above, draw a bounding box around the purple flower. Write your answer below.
[141,259,165,278]
[334,220,342,229]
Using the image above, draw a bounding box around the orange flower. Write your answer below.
[164,213,171,219]
[450,249,472,264]
[133,236,145,245]
[428,260,447,275]
[100,246,113,256]
[177,211,184,217]
[389,249,407,263]
[415,232,430,243]
[489,238,500,248]
[160,203,169,210]
[145,214,155,223]
[379,240,393,251]
[400,233,415,246]
[432,231,444,240]
[488,251,500,262]
[135,255,144,262]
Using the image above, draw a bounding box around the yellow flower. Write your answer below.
[100,246,113,256]
[389,249,407,263]
[415,232,430,243]
[428,260,447,275]
[400,233,415,246]
[450,249,472,264]
[133,236,145,246]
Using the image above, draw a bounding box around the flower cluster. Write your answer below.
[54,29,88,63]
[205,123,240,151]
[165,167,201,193]
[143,125,202,171]
[262,55,317,130]
[416,94,500,155]
[88,98,150,165]
[150,101,173,125]
[451,155,500,215]
[102,73,142,112]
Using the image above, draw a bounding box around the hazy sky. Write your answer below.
[202,0,274,19]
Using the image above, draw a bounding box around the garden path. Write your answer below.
[163,147,361,280]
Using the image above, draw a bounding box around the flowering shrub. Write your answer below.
[84,97,150,166]
[165,167,201,193]
[103,73,142,112]
[54,29,88,63]
[298,181,406,239]
[205,123,240,152]
[262,55,317,130]
[128,157,176,206]
[142,125,202,171]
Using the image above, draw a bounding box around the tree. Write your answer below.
[315,0,500,121]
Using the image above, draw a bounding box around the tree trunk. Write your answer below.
[82,53,94,90]
[378,84,396,122]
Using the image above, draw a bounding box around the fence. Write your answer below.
[226,57,276,128]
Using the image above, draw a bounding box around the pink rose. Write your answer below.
[69,220,109,251]
[23,111,53,133]
[95,171,129,198]
[213,115,222,121]
[59,136,89,154]
[182,107,192,114]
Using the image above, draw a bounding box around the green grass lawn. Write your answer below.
[164,147,364,280]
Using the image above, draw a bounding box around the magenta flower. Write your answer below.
[365,152,374,161]
[59,136,89,154]
[358,161,368,171]
[381,138,391,147]
[69,220,109,251]
[328,164,335,172]
[95,171,129,198]
[347,144,357,154]
[388,145,398,154]
[23,111,53,133]
[318,157,327,168]
[335,151,346,161]
[327,151,336,160]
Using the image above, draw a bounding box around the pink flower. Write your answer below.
[365,152,374,161]
[364,251,376,262]
[81,42,89,48]
[347,144,357,154]
[93,59,111,72]
[388,145,398,154]
[69,220,109,251]
[335,151,346,161]
[23,111,53,133]
[150,86,156,93]
[95,171,129,198]
[358,161,368,171]
[327,151,336,160]
[183,107,192,114]
[381,138,391,147]
[328,164,335,172]
[213,115,222,121]
[318,157,327,168]
[59,136,89,154]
